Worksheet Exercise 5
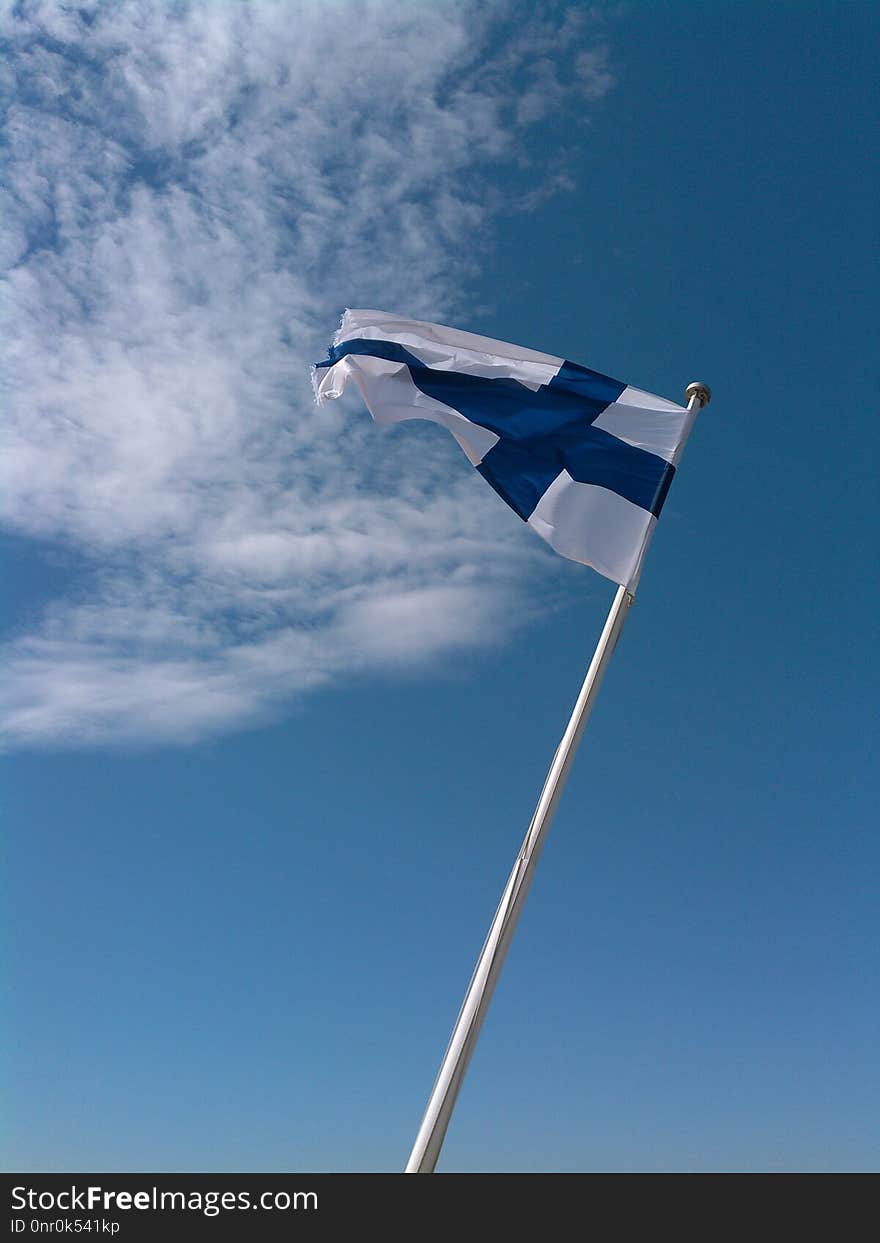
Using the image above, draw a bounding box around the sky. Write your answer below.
[2,0,878,1172]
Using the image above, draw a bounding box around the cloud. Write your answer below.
[0,0,614,748]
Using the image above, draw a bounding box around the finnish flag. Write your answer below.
[313,310,698,592]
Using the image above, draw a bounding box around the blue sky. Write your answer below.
[2,0,878,1172]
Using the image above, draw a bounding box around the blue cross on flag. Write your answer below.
[313,310,697,591]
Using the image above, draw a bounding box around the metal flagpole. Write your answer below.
[404,382,711,1174]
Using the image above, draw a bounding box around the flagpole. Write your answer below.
[404,382,711,1174]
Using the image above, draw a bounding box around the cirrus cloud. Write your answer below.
[0,0,614,748]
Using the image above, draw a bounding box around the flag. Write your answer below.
[313,310,697,591]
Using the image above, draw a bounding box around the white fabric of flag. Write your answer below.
[313,310,697,591]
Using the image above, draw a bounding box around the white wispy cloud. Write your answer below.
[0,0,614,748]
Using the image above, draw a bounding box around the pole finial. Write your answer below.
[685,381,711,408]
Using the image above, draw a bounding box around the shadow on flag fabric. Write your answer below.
[313,310,697,592]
